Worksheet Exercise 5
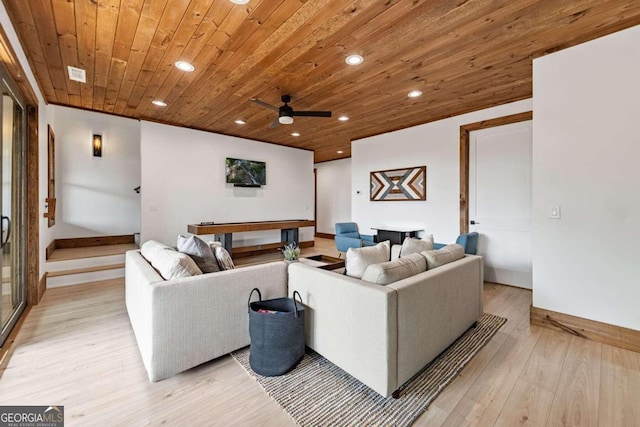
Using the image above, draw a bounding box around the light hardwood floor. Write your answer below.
[1,239,638,426]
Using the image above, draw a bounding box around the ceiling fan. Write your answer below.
[251,95,332,128]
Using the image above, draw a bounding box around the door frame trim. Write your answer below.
[459,111,532,234]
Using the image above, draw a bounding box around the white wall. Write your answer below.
[352,99,532,244]
[315,158,351,235]
[140,121,314,247]
[532,25,640,330]
[52,106,141,239]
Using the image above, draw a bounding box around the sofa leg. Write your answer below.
[392,390,401,399]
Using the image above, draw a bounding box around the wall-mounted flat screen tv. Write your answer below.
[225,157,266,186]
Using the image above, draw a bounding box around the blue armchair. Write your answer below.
[335,222,376,253]
[434,232,479,255]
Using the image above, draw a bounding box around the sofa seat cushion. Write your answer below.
[421,244,465,269]
[140,240,203,280]
[177,235,220,273]
[361,253,427,285]
[400,235,434,257]
[345,240,391,278]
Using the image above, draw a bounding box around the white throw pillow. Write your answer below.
[400,235,434,257]
[177,235,220,273]
[421,244,465,269]
[140,240,203,280]
[345,240,391,279]
[361,253,427,285]
[214,246,235,270]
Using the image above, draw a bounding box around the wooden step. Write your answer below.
[48,244,137,262]
[46,263,125,278]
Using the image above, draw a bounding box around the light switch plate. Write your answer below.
[550,205,561,219]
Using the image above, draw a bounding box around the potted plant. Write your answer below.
[282,242,300,262]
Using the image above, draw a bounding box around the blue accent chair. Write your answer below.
[434,232,479,255]
[335,222,376,253]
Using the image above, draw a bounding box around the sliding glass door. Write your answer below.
[0,66,26,346]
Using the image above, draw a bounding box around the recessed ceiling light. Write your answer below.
[337,150,344,154]
[407,90,423,98]
[229,0,249,4]
[174,61,195,72]
[345,54,364,65]
[291,132,300,137]
[234,119,246,125]
[338,115,349,122]
[152,100,167,107]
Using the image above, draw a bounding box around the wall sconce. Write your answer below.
[92,134,102,157]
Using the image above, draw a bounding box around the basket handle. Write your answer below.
[248,288,262,313]
[292,290,302,318]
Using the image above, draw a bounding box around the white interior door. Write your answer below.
[469,121,532,288]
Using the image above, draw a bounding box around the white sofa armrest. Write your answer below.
[387,255,483,385]
[288,263,398,397]
[126,250,287,382]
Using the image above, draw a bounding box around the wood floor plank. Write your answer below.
[546,336,602,427]
[598,345,640,426]
[441,314,542,426]
[494,328,571,426]
[2,238,639,426]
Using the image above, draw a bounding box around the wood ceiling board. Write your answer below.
[3,0,640,162]
[3,0,55,101]
[27,0,70,104]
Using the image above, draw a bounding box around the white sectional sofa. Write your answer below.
[287,253,484,397]
[125,250,287,382]
[126,238,483,398]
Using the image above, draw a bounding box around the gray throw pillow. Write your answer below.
[177,235,221,273]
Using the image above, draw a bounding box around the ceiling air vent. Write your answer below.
[67,66,86,83]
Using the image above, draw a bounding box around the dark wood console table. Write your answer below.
[371,227,423,245]
[188,220,315,256]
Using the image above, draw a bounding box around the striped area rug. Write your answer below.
[232,313,506,427]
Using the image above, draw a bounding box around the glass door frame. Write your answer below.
[0,66,27,346]
[0,25,42,354]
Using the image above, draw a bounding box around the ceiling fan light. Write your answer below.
[345,54,364,65]
[279,116,294,125]
[174,61,195,72]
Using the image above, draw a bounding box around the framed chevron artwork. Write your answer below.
[370,166,426,201]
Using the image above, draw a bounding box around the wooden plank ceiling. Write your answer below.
[4,0,640,162]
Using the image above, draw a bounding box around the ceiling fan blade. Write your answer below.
[292,111,332,118]
[251,98,279,111]
[268,118,281,128]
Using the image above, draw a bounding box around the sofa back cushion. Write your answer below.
[345,240,391,279]
[140,240,203,280]
[361,253,427,285]
[177,235,221,273]
[421,244,465,269]
[400,235,434,257]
